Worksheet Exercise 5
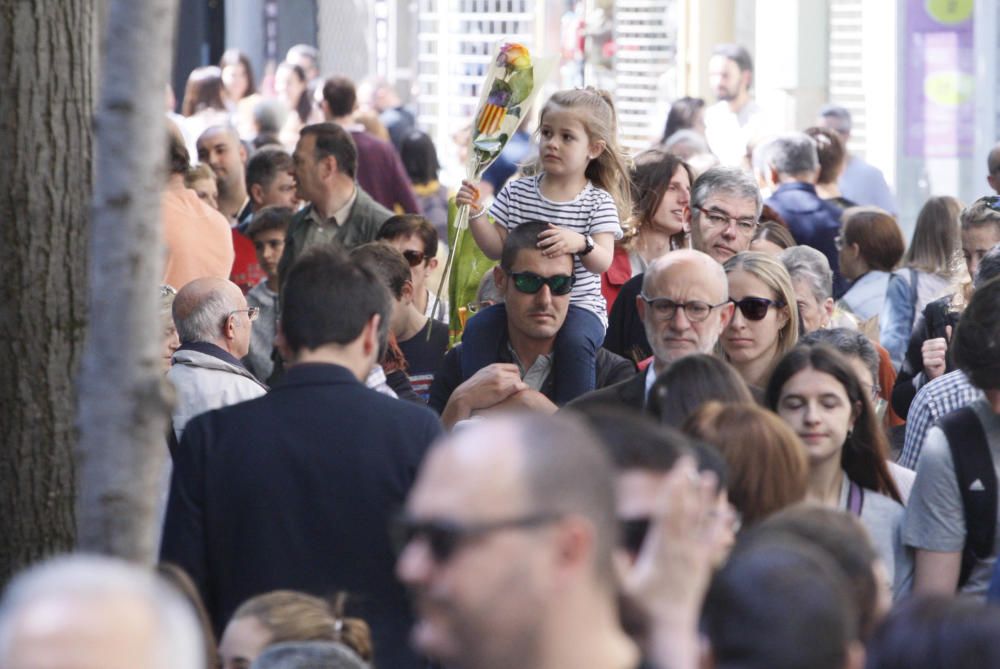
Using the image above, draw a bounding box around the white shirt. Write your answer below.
[704,99,768,167]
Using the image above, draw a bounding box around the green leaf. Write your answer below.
[508,67,533,105]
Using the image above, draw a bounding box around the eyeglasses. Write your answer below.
[694,205,758,236]
[392,513,562,563]
[984,195,1000,212]
[619,510,742,555]
[730,297,785,321]
[402,249,429,267]
[639,295,729,322]
[509,271,575,296]
[227,306,260,322]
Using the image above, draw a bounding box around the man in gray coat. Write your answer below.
[167,277,268,441]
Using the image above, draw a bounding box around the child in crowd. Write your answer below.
[243,206,293,383]
[456,88,630,403]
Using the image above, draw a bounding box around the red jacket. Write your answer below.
[601,245,634,313]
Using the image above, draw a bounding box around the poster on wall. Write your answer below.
[904,0,975,158]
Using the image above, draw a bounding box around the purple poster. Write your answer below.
[904,0,975,158]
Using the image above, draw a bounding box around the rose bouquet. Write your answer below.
[431,42,553,334]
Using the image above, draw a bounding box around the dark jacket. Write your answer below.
[160,363,442,669]
[428,336,636,414]
[766,182,848,297]
[565,369,648,414]
[604,273,651,364]
[890,294,961,419]
[278,186,393,280]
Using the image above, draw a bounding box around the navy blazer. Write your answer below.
[161,363,443,669]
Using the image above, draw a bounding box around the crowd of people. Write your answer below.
[6,40,1000,669]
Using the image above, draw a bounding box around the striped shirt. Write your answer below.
[490,174,623,325]
[899,370,983,470]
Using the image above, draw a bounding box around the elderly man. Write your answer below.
[396,413,650,669]
[162,248,442,669]
[584,250,734,411]
[278,123,393,280]
[428,222,634,427]
[0,555,204,669]
[764,132,847,296]
[167,277,267,441]
[605,167,758,362]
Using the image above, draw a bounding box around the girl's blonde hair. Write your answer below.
[534,88,632,222]
[723,251,800,361]
[231,590,373,663]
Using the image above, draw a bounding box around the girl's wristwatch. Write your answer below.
[580,234,595,256]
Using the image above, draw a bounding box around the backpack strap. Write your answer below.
[846,479,865,517]
[939,406,997,588]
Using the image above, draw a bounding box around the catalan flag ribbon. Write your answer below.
[477,103,507,136]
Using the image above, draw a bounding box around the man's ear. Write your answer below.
[823,296,835,320]
[362,313,382,359]
[635,294,647,324]
[274,322,292,363]
[768,166,780,187]
[989,174,999,195]
[718,300,735,330]
[238,142,248,166]
[249,183,265,206]
[401,279,415,304]
[427,256,439,272]
[321,99,332,120]
[321,154,339,179]
[223,312,237,341]
[493,265,507,292]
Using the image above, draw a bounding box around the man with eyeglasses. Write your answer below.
[762,132,848,297]
[162,248,443,669]
[396,413,656,669]
[606,167,759,362]
[574,250,734,412]
[166,276,267,442]
[428,222,634,428]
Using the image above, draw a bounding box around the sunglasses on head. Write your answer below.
[402,249,428,267]
[391,513,561,564]
[509,271,575,296]
[731,297,785,321]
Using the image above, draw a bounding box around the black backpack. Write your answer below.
[939,406,997,588]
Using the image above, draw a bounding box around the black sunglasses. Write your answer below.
[402,249,428,267]
[731,297,785,321]
[620,517,651,556]
[392,513,561,563]
[509,271,575,296]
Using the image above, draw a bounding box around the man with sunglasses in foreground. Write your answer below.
[166,276,268,442]
[396,413,659,669]
[572,249,734,412]
[428,222,634,428]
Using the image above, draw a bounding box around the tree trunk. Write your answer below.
[0,0,96,583]
[75,0,179,564]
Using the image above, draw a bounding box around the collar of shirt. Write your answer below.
[507,343,553,392]
[307,186,358,229]
[644,364,658,406]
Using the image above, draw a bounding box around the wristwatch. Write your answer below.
[580,234,595,256]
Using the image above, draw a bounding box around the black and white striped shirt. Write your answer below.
[490,174,622,324]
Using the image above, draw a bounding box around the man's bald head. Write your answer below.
[196,125,247,202]
[639,250,734,372]
[0,555,204,669]
[988,142,1000,194]
[172,278,244,346]
[643,249,728,301]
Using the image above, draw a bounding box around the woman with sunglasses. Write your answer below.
[720,251,799,391]
[766,343,913,598]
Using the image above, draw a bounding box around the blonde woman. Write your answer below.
[721,251,800,389]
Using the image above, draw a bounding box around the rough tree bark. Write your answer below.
[0,0,96,583]
[75,0,179,564]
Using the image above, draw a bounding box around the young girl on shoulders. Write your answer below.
[455,88,631,403]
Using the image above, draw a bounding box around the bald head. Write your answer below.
[173,278,246,347]
[639,250,734,372]
[988,143,1000,194]
[196,125,247,205]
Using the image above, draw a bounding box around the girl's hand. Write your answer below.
[537,224,585,258]
[455,180,484,214]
